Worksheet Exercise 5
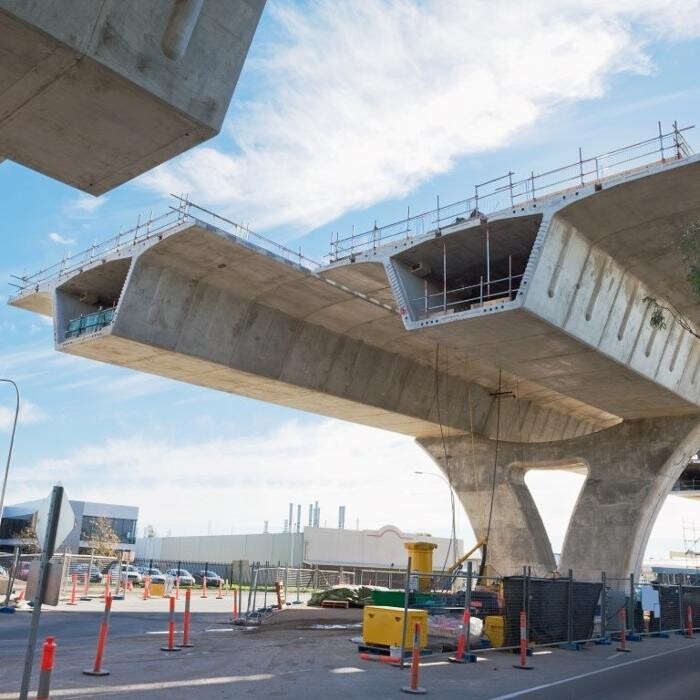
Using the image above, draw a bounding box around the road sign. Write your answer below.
[35,487,75,556]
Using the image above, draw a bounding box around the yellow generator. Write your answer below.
[363,606,428,649]
[483,615,505,647]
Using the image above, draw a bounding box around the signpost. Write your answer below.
[18,485,74,700]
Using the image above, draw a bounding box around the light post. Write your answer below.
[415,470,457,568]
[0,379,19,531]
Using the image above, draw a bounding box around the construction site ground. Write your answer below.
[1,594,699,699]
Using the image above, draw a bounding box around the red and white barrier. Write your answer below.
[83,593,112,676]
[400,622,426,695]
[182,588,194,648]
[161,594,181,652]
[513,610,533,670]
[616,608,631,653]
[449,609,475,664]
[686,605,696,639]
[67,574,78,606]
[37,637,57,700]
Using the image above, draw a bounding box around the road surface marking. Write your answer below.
[487,641,700,699]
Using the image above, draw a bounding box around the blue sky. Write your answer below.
[2,0,700,562]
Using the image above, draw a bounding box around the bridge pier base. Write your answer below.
[419,416,700,581]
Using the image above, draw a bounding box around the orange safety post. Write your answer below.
[143,575,150,600]
[616,608,631,653]
[182,588,194,648]
[216,580,223,600]
[36,636,57,700]
[400,622,426,695]
[359,652,401,664]
[201,576,207,599]
[513,610,533,670]
[67,574,78,606]
[161,594,181,652]
[233,586,239,619]
[449,609,476,664]
[83,592,112,676]
[80,572,90,601]
[686,605,696,638]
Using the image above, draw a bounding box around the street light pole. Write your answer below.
[0,379,20,531]
[415,470,457,567]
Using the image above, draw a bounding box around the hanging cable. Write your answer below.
[434,344,456,575]
[481,369,503,578]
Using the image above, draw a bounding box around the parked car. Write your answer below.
[141,568,166,584]
[72,564,103,583]
[193,570,224,586]
[107,563,142,585]
[16,562,32,580]
[165,568,195,587]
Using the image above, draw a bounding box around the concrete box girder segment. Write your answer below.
[0,0,265,194]
[323,155,700,420]
[10,216,611,443]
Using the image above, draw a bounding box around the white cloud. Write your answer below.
[0,399,46,431]
[3,417,697,560]
[139,0,700,234]
[48,232,76,246]
[64,194,107,217]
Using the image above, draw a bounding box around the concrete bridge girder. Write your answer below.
[420,415,700,581]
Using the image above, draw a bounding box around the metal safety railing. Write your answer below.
[64,307,116,339]
[9,196,320,299]
[328,122,694,261]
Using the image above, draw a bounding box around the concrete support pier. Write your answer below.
[421,416,700,581]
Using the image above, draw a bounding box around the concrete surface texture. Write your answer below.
[0,0,265,194]
[9,152,700,582]
[1,602,700,699]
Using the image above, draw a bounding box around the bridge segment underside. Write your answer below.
[9,155,700,580]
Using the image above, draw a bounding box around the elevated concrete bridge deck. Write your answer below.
[9,132,700,582]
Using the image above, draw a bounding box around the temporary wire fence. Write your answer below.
[0,551,123,603]
[357,560,700,667]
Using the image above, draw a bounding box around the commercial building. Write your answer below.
[0,499,139,555]
[136,524,461,570]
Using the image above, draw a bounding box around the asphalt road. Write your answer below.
[486,643,700,699]
[2,604,700,699]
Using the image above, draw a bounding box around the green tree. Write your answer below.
[82,517,120,557]
[16,524,40,554]
[644,219,700,340]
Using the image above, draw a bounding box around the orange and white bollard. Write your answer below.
[686,605,696,638]
[83,593,112,676]
[449,609,476,663]
[360,652,401,664]
[616,608,631,653]
[181,588,194,648]
[36,636,57,700]
[513,610,533,669]
[201,576,207,599]
[233,587,239,620]
[216,580,223,599]
[67,574,78,606]
[80,572,90,601]
[400,622,426,695]
[142,575,150,600]
[161,594,181,652]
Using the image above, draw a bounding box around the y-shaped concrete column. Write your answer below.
[419,436,560,578]
[419,415,700,581]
